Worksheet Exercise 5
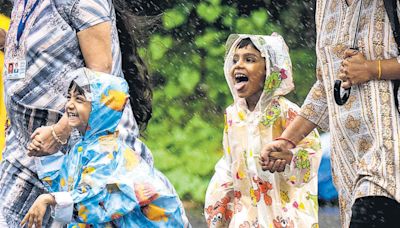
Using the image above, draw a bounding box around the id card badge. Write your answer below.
[5,59,26,80]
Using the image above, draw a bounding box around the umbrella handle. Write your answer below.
[334,80,351,105]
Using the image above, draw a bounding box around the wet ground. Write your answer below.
[186,205,340,228]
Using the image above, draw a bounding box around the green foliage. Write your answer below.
[141,0,317,204]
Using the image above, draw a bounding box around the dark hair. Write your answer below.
[237,38,260,52]
[68,81,86,97]
[114,1,153,132]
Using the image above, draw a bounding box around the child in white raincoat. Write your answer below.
[204,34,322,228]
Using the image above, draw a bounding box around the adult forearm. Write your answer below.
[280,115,317,145]
[53,113,72,143]
[368,58,400,80]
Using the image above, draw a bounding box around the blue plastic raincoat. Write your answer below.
[38,68,188,228]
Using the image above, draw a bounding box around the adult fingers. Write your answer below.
[36,216,42,228]
[20,213,29,227]
[341,80,352,89]
[344,49,358,58]
[28,213,35,228]
[338,72,348,81]
[269,152,286,160]
[342,59,349,66]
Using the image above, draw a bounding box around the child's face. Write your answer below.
[66,86,91,134]
[230,44,266,101]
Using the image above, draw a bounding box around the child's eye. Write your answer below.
[76,96,86,103]
[246,57,255,63]
[232,58,238,64]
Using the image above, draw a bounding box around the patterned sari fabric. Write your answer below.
[300,1,400,227]
[204,34,322,228]
[39,68,189,227]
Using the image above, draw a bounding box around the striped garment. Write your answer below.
[1,0,154,226]
[300,0,400,227]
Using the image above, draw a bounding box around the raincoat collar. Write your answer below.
[69,68,129,141]
[224,33,294,114]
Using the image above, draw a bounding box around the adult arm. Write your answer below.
[77,21,112,73]
[260,101,318,173]
[261,63,328,171]
[28,0,114,156]
[270,105,322,187]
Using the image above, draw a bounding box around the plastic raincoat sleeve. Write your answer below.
[299,61,330,132]
[41,147,140,224]
[278,99,322,187]
[204,125,234,227]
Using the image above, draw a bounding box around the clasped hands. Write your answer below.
[27,124,64,157]
[338,49,376,89]
[259,140,294,173]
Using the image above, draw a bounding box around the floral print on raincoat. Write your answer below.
[204,34,322,228]
[38,68,189,228]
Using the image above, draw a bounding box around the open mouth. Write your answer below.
[67,112,78,118]
[235,73,249,83]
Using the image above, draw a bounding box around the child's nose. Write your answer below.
[66,101,74,110]
[236,58,245,67]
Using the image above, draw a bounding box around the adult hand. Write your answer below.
[28,126,61,156]
[0,28,6,50]
[21,194,55,228]
[339,49,375,89]
[260,140,293,173]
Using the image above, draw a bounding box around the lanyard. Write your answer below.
[16,0,40,48]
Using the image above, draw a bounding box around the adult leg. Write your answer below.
[349,196,400,228]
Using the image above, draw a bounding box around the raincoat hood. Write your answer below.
[69,68,129,140]
[224,33,294,112]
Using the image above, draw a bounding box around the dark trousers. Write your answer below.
[349,196,400,228]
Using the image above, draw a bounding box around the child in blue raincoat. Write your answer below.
[21,68,189,228]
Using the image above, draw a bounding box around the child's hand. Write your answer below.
[260,140,293,173]
[269,151,293,165]
[21,194,55,228]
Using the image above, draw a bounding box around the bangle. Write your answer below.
[274,137,296,148]
[51,125,67,145]
[377,60,382,80]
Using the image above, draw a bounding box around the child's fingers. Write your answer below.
[32,139,42,148]
[276,160,287,172]
[30,128,41,139]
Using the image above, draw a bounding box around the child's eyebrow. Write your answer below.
[233,53,259,57]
